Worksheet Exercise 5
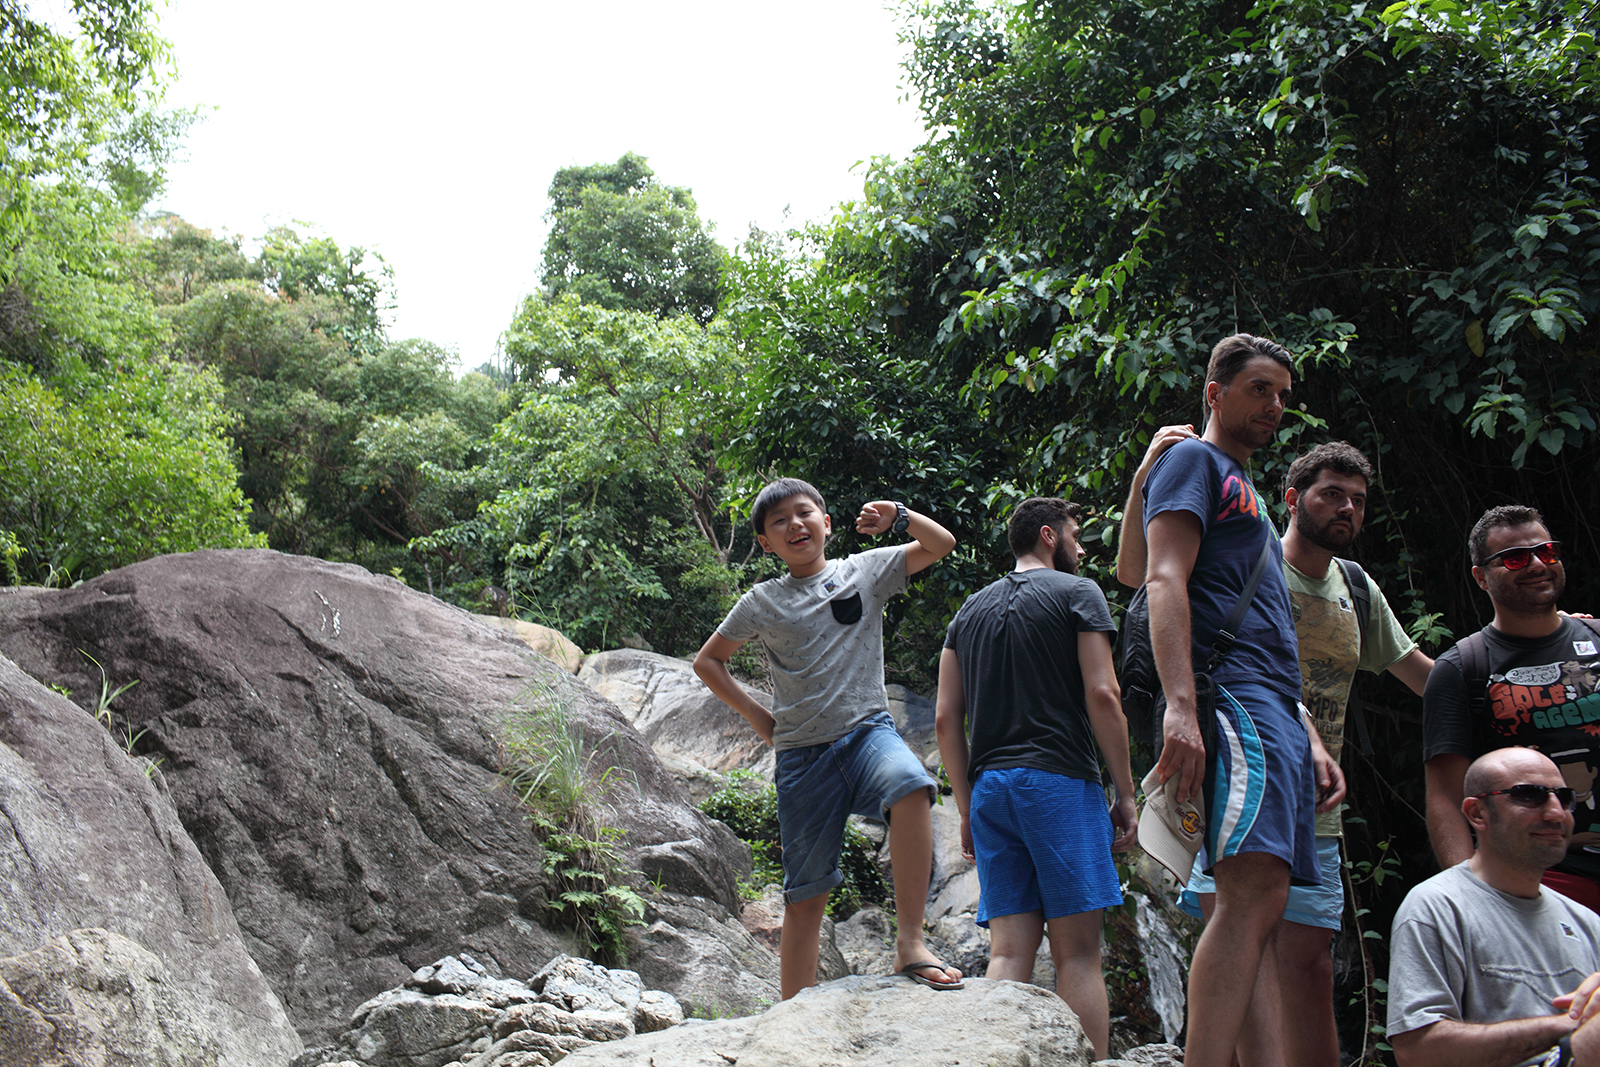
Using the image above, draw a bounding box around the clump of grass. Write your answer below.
[499,676,645,964]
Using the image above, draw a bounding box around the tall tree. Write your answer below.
[416,296,748,652]
[539,152,724,324]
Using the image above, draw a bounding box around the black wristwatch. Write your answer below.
[1540,1035,1573,1067]
[891,501,910,534]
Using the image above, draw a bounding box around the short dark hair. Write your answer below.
[1008,497,1084,557]
[1206,333,1294,392]
[751,477,827,536]
[1285,441,1375,497]
[1469,504,1548,567]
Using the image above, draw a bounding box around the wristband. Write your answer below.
[1540,1035,1572,1067]
[891,501,910,534]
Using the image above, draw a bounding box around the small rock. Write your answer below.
[635,989,684,1033]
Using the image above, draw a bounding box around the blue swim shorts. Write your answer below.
[970,766,1124,926]
[774,711,935,904]
[1180,835,1345,930]
[1197,680,1319,887]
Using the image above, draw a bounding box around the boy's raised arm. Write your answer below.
[693,633,777,745]
[856,500,956,576]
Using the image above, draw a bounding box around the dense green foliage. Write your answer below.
[540,152,725,325]
[415,166,753,653]
[0,7,259,583]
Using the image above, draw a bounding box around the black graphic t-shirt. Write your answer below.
[1425,618,1600,880]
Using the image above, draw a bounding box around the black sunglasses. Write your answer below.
[1484,541,1562,571]
[1472,783,1577,809]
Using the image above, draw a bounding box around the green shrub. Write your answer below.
[700,775,888,920]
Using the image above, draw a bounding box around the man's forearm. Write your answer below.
[934,649,973,814]
[1425,755,1473,868]
[1086,687,1136,801]
[1147,575,1196,712]
[1393,1014,1573,1067]
[1116,480,1149,588]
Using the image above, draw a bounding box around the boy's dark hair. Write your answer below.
[1205,333,1293,392]
[1469,504,1548,566]
[1284,441,1375,497]
[751,477,828,536]
[1008,497,1083,557]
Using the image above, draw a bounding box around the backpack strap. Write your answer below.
[1207,540,1276,671]
[1335,558,1370,649]
[1459,629,1490,723]
[1334,558,1376,758]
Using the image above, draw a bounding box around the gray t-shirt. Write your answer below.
[1388,862,1600,1043]
[717,546,906,750]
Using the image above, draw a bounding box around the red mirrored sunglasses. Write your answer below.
[1484,540,1561,570]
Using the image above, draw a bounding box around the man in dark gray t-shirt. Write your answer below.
[936,497,1136,1061]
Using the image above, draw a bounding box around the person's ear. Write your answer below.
[1462,795,1490,833]
[1284,486,1300,514]
[1472,565,1489,593]
[756,533,774,554]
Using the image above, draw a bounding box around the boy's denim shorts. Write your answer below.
[775,711,935,904]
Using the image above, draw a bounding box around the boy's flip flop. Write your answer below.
[898,961,964,990]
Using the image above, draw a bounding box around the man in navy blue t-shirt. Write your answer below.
[1126,334,1343,1067]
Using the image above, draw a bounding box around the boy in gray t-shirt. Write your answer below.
[694,477,962,1000]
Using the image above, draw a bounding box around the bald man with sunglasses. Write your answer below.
[1425,505,1600,912]
[1390,747,1600,1067]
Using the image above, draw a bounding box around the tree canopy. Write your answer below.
[540,152,725,324]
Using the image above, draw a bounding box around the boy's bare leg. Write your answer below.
[886,790,961,984]
[1184,852,1289,1067]
[778,891,829,999]
[1048,910,1112,1061]
[1276,921,1338,1067]
[1196,892,1286,1067]
[985,910,1045,982]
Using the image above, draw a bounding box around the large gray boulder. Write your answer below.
[0,650,300,1066]
[577,649,775,786]
[626,891,780,1017]
[559,974,1094,1066]
[0,928,223,1067]
[0,551,750,1047]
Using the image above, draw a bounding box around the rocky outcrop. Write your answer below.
[0,928,224,1067]
[294,953,683,1067]
[627,891,780,1017]
[577,649,774,792]
[0,551,751,1047]
[0,651,301,1066]
[480,619,583,673]
[560,974,1095,1066]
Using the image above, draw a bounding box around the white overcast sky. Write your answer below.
[145,0,929,371]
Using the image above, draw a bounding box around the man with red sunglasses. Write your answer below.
[1425,504,1600,911]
